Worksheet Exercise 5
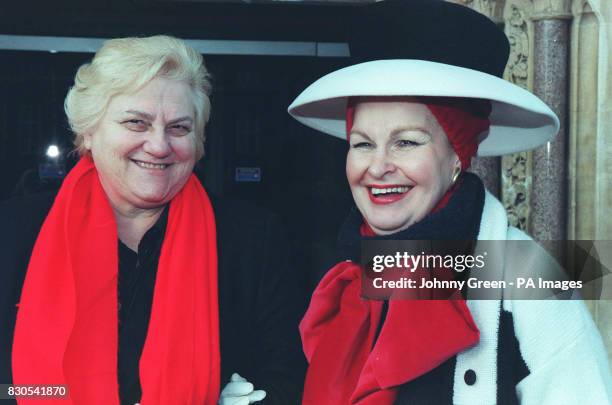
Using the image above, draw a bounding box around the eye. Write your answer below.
[167,124,192,137]
[396,139,420,148]
[122,119,148,131]
[351,141,373,149]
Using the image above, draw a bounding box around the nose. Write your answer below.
[142,126,172,158]
[367,149,396,178]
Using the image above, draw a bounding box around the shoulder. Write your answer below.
[0,192,56,293]
[0,191,56,263]
[0,191,56,223]
[506,226,531,241]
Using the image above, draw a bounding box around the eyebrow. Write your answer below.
[123,110,193,125]
[348,130,373,141]
[167,116,193,125]
[124,110,155,121]
[350,126,432,141]
[390,126,432,138]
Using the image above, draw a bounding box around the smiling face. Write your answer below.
[346,99,460,235]
[83,76,197,214]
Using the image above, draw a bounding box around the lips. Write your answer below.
[367,184,413,205]
[132,159,171,170]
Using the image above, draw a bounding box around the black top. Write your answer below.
[0,190,306,405]
[116,207,167,404]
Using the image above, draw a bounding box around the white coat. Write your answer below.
[453,191,612,404]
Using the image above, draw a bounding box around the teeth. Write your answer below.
[134,161,168,170]
[371,186,410,195]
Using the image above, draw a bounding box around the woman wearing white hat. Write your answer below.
[289,1,612,404]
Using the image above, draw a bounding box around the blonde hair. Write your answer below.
[64,35,212,159]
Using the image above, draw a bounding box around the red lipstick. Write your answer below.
[367,184,412,205]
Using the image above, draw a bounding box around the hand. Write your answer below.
[218,372,267,405]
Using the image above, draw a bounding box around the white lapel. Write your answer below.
[453,190,507,404]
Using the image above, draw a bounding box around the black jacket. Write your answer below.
[0,190,306,404]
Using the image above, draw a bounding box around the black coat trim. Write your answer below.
[393,307,530,404]
[497,309,530,404]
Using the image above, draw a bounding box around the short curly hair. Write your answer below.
[64,35,212,159]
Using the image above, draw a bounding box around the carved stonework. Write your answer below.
[532,0,572,19]
[501,1,533,230]
[502,152,531,229]
[504,3,530,88]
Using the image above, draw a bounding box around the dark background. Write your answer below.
[0,0,363,290]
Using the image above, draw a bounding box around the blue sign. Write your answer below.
[235,167,262,182]
[39,162,66,179]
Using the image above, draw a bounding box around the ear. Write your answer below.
[196,136,205,161]
[449,149,461,169]
[448,151,461,171]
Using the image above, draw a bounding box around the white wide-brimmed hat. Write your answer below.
[288,59,559,156]
[287,0,559,156]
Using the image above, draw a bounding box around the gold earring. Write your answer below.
[451,167,461,184]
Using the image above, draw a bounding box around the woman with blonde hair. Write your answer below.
[1,35,305,405]
[289,1,611,403]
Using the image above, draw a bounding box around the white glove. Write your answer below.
[218,372,267,405]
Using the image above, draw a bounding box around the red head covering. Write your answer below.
[346,96,491,170]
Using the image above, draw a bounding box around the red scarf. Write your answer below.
[12,157,220,404]
[300,263,479,405]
